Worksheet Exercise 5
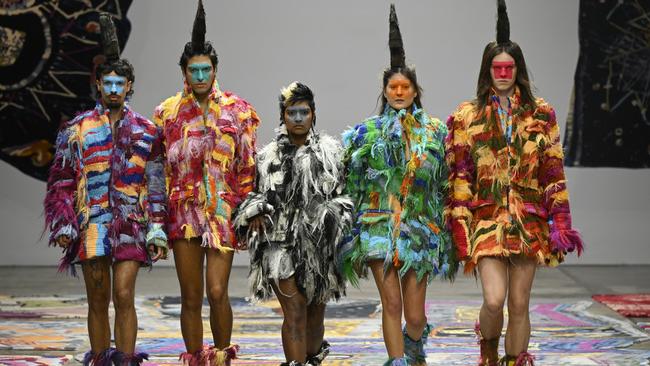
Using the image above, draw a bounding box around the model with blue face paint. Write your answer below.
[45,13,168,366]
[183,56,215,112]
[152,1,260,365]
[96,71,131,119]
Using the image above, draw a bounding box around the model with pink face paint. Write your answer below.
[445,1,583,365]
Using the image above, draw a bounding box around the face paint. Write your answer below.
[102,75,127,95]
[188,62,212,83]
[385,74,416,110]
[492,61,515,80]
[285,105,311,125]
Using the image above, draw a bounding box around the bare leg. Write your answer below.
[369,260,404,358]
[477,257,508,340]
[505,255,537,356]
[81,256,112,353]
[401,270,428,340]
[205,247,234,348]
[112,260,141,353]
[272,277,307,362]
[306,302,326,356]
[174,238,205,353]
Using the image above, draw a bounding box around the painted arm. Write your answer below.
[538,107,584,256]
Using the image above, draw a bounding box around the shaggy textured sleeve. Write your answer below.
[538,106,584,256]
[44,124,80,273]
[234,104,260,205]
[341,126,365,209]
[144,123,168,256]
[445,111,474,260]
[44,125,78,245]
[339,126,366,285]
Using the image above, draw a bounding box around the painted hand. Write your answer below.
[148,244,166,262]
[56,235,71,248]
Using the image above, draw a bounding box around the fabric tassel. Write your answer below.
[179,349,205,366]
[84,347,116,366]
[549,228,584,256]
[111,351,149,366]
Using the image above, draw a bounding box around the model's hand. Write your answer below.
[148,244,165,262]
[56,235,71,248]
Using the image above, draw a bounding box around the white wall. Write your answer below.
[1,0,648,266]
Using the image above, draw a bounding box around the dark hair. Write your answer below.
[475,41,536,110]
[178,41,219,72]
[95,59,135,97]
[378,67,423,113]
[279,82,316,125]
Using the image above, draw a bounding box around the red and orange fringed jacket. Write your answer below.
[445,88,583,273]
[153,82,259,250]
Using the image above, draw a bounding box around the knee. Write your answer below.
[87,296,110,313]
[404,309,427,330]
[483,294,506,316]
[206,284,228,305]
[113,287,135,310]
[382,296,403,319]
[507,295,530,318]
[283,299,307,324]
[182,291,204,311]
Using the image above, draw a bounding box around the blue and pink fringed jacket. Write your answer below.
[44,103,167,274]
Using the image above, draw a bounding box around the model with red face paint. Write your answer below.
[445,1,583,366]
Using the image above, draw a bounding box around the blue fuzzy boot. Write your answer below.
[403,323,432,365]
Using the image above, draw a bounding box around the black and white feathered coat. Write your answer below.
[233,126,353,304]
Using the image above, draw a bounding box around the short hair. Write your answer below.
[95,58,135,97]
[279,82,316,125]
[178,41,219,72]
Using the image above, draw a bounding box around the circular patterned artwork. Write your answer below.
[0,0,133,180]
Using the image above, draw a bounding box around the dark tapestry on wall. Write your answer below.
[564,0,650,168]
[0,0,133,180]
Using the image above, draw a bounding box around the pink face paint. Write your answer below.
[492,61,515,80]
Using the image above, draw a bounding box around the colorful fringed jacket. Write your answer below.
[153,82,259,250]
[44,103,167,274]
[340,105,457,283]
[445,88,584,274]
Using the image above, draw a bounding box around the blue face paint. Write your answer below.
[102,75,127,95]
[188,62,213,84]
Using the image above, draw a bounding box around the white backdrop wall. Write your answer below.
[1,0,648,266]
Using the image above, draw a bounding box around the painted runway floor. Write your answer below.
[1,295,649,365]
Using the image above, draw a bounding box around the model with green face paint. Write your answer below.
[152,1,260,365]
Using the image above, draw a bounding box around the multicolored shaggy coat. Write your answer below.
[340,105,457,284]
[44,103,167,274]
[153,81,259,250]
[445,88,584,274]
[233,126,352,304]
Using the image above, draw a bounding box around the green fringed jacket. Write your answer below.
[340,105,458,283]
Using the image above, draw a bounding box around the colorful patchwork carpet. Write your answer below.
[1,295,650,365]
[593,294,650,317]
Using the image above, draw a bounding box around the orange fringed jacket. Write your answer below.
[445,89,583,273]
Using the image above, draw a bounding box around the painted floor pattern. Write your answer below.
[1,295,649,365]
